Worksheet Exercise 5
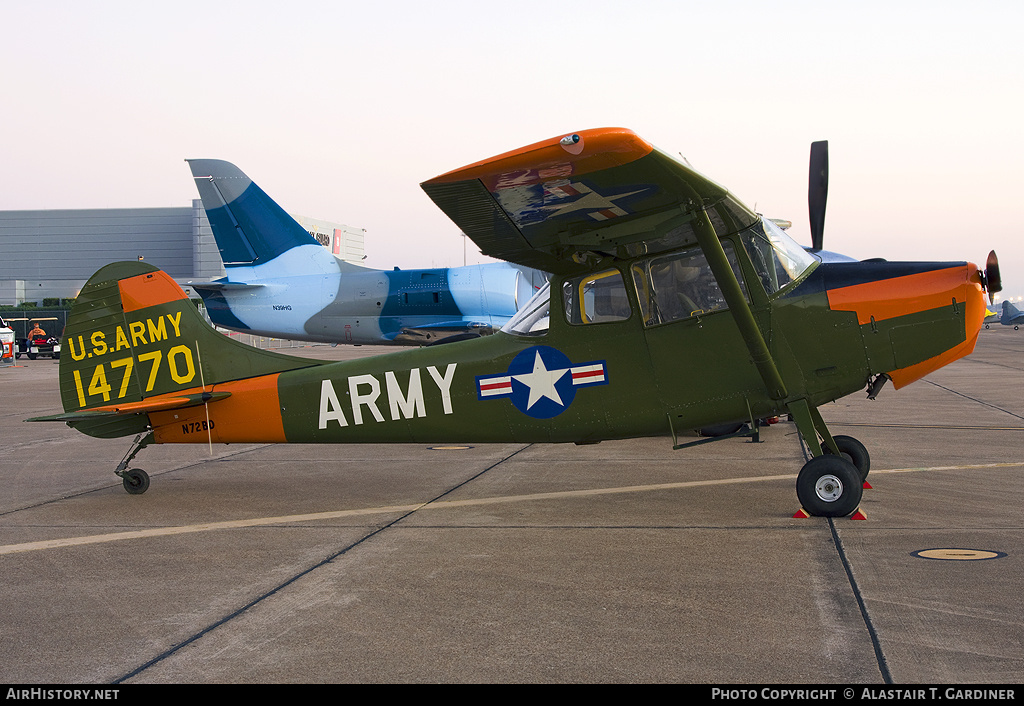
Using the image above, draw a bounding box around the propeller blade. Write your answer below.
[985,250,1002,304]
[808,140,828,251]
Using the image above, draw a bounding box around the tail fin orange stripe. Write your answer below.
[118,271,188,313]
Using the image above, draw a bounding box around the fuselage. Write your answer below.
[147,220,987,447]
[197,245,547,345]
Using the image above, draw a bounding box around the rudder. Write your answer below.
[188,159,334,271]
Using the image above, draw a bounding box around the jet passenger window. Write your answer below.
[562,269,631,325]
[632,243,747,327]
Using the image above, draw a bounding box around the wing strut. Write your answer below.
[691,211,788,401]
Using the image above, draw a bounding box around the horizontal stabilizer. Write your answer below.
[27,391,232,423]
[190,281,265,292]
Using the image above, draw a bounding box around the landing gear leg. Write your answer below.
[787,399,863,517]
[786,398,838,457]
[115,432,154,495]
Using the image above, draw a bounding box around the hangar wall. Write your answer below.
[0,201,365,305]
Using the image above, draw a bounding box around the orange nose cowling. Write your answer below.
[826,263,986,389]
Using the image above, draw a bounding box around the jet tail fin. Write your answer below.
[46,261,321,438]
[187,159,338,273]
[1002,300,1021,323]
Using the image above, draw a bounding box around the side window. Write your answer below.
[632,243,747,327]
[562,269,632,325]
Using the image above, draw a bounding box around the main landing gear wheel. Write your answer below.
[121,469,150,495]
[796,455,863,517]
[826,435,870,482]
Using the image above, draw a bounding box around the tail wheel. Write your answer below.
[121,469,150,495]
[796,455,863,517]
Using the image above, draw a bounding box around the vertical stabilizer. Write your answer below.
[187,159,338,274]
[1002,300,1021,324]
[50,261,321,438]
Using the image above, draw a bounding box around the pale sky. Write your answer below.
[3,0,1022,298]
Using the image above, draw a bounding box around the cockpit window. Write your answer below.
[632,242,747,326]
[502,281,551,336]
[738,219,817,295]
[562,269,631,325]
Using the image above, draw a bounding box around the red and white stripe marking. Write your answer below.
[478,375,512,398]
[571,363,606,385]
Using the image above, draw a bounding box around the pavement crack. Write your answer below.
[793,421,893,683]
[109,443,533,684]
[829,519,894,684]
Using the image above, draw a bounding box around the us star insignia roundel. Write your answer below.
[476,346,608,419]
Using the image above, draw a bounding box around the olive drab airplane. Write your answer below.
[29,128,1001,518]
[186,159,548,346]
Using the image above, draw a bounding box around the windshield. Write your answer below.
[738,219,817,294]
[502,281,550,336]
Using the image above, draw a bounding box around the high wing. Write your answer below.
[421,128,759,276]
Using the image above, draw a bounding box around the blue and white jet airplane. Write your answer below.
[187,159,548,346]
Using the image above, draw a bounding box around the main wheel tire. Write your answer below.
[796,455,863,517]
[122,468,150,495]
[827,435,870,481]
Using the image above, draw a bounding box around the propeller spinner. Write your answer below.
[808,140,828,251]
[984,250,1002,304]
